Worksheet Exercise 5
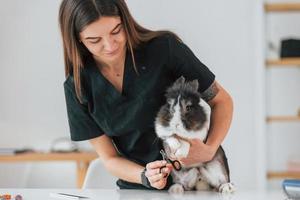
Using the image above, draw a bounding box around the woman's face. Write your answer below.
[79,16,127,65]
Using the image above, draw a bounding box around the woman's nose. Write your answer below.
[102,37,116,52]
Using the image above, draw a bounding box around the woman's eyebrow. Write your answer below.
[111,23,122,32]
[85,23,122,40]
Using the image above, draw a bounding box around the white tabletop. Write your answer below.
[0,188,287,200]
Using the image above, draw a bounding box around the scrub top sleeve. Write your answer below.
[64,81,104,141]
[167,35,216,93]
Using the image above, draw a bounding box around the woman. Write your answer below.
[59,0,233,190]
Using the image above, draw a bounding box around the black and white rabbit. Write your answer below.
[155,76,235,194]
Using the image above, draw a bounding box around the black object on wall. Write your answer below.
[280,39,300,58]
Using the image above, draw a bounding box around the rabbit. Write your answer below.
[154,76,235,194]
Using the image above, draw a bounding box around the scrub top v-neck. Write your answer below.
[95,51,128,97]
[64,34,216,189]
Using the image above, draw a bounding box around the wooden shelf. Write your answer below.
[0,151,98,188]
[0,151,98,162]
[267,171,300,179]
[267,116,300,123]
[264,2,300,185]
[266,58,300,66]
[265,3,300,12]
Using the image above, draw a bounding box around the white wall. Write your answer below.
[126,0,264,189]
[1,0,295,189]
[0,0,77,188]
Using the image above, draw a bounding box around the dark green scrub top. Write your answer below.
[64,34,215,189]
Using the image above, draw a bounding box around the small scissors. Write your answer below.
[159,149,182,174]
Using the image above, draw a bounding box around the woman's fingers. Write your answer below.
[144,160,174,189]
[145,167,170,181]
[146,160,167,169]
[161,166,170,174]
[145,168,160,177]
[152,178,167,190]
[145,163,172,177]
[148,173,165,183]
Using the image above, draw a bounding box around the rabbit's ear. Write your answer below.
[174,76,185,85]
[189,79,199,91]
[167,98,174,105]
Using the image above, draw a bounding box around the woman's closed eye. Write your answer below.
[89,38,101,44]
[112,26,122,35]
[88,26,123,44]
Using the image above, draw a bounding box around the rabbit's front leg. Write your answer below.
[175,140,190,158]
[165,136,181,150]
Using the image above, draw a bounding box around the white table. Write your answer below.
[0,189,287,200]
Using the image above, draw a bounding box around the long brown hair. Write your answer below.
[59,0,180,103]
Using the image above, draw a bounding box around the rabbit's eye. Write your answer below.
[186,105,192,111]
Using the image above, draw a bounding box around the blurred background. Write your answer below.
[0,0,300,189]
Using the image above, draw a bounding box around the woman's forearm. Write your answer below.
[206,94,233,150]
[103,156,144,184]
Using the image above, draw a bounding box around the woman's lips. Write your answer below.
[105,48,119,56]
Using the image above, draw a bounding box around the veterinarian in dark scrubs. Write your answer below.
[59,0,233,190]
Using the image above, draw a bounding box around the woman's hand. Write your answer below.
[178,139,218,166]
[145,160,173,189]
